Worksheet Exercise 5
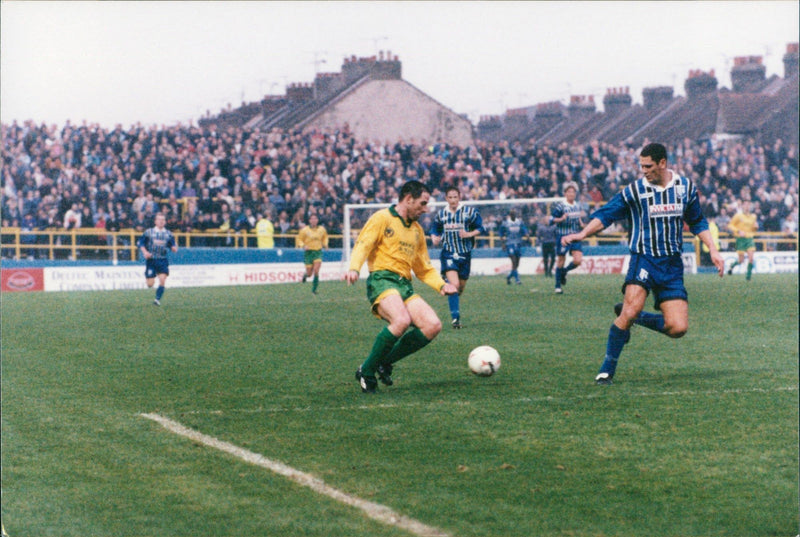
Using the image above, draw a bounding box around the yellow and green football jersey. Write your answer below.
[350,206,445,292]
[297,224,328,251]
[728,211,757,239]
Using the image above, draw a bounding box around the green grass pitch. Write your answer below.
[1,273,798,536]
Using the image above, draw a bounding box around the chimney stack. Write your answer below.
[731,55,766,92]
[642,86,674,111]
[567,95,596,118]
[603,86,632,115]
[684,69,718,98]
[784,43,799,78]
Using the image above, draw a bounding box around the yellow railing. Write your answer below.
[0,228,310,261]
[478,231,797,252]
[1,228,796,261]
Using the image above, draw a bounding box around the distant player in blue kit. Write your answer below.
[138,213,178,305]
[551,182,585,294]
[430,186,484,329]
[499,210,528,284]
[562,143,724,384]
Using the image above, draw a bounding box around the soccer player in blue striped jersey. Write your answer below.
[499,211,528,285]
[551,182,586,293]
[137,213,178,306]
[430,187,485,328]
[562,143,724,384]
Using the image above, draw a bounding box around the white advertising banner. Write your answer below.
[42,263,343,292]
[467,255,631,277]
[39,252,796,292]
[720,251,798,274]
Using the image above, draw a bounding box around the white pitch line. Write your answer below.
[140,413,450,537]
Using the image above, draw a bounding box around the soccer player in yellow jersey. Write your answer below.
[297,213,328,294]
[727,201,758,280]
[346,180,458,393]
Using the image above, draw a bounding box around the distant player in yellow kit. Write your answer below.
[297,213,328,294]
[345,180,457,393]
[727,201,758,280]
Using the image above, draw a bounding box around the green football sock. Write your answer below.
[746,262,753,280]
[312,275,319,292]
[361,326,399,376]
[384,326,432,365]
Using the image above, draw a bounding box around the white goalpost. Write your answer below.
[342,197,565,272]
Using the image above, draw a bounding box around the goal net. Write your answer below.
[342,196,565,274]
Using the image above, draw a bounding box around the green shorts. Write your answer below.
[735,237,755,252]
[304,249,323,266]
[366,270,419,316]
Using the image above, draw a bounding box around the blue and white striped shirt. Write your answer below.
[551,200,585,236]
[431,205,484,255]
[500,217,528,248]
[592,172,708,257]
[137,227,176,259]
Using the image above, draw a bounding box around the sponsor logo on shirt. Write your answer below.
[650,203,683,217]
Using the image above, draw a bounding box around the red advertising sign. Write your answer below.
[1,268,45,292]
[580,256,626,274]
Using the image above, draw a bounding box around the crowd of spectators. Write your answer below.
[1,119,797,258]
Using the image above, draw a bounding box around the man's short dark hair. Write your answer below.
[399,180,431,200]
[641,142,668,163]
[445,185,459,195]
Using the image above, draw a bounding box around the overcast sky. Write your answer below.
[1,1,797,128]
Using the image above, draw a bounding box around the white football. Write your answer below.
[468,345,501,377]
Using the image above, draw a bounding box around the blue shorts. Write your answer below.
[145,258,170,278]
[506,244,523,258]
[440,250,472,280]
[556,237,582,257]
[624,253,686,309]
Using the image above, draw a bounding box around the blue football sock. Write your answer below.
[448,293,460,320]
[155,286,165,300]
[599,324,630,377]
[565,262,577,272]
[635,311,665,333]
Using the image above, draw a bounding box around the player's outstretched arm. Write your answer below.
[562,217,605,245]
[697,229,725,277]
[710,251,725,277]
[440,282,458,296]
[344,269,360,285]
